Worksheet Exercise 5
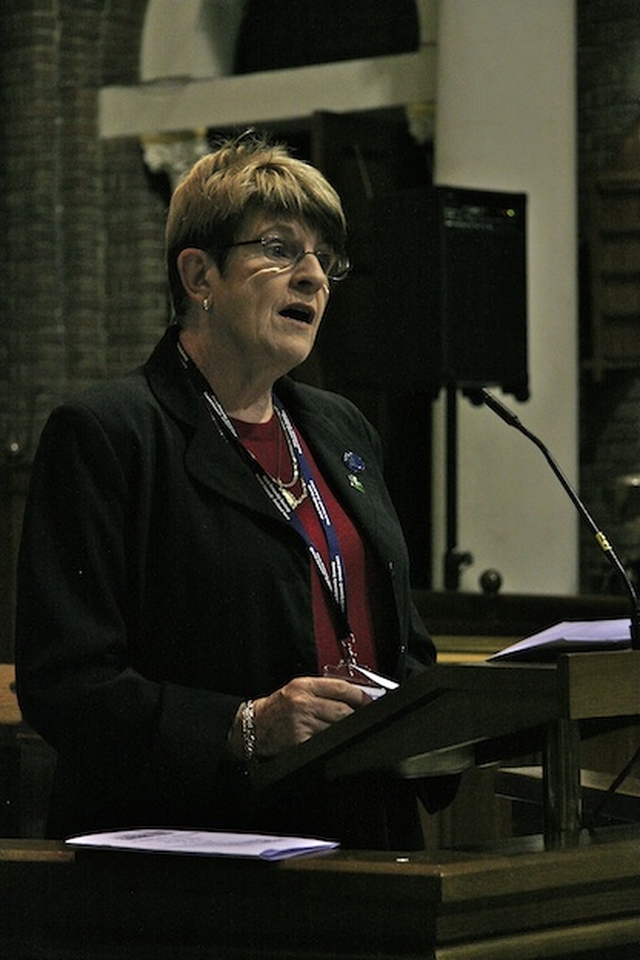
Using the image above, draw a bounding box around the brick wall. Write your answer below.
[0,0,166,464]
[578,0,640,593]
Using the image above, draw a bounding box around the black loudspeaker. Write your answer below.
[369,186,528,400]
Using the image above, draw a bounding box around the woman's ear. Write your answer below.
[176,248,217,309]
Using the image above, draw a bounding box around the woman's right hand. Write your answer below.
[227,676,372,761]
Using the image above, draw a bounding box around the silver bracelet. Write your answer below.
[240,699,256,764]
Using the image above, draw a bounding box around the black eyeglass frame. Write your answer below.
[222,235,351,282]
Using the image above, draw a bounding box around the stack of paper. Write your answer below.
[66,828,338,861]
[490,618,632,662]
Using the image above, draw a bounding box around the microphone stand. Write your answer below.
[477,388,640,650]
[478,388,640,829]
[443,383,473,590]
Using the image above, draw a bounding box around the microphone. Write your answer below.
[475,387,640,650]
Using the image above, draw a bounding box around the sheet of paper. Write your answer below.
[323,663,398,699]
[490,618,632,662]
[65,828,338,861]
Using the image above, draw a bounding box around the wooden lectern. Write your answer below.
[252,650,640,849]
[1,651,639,958]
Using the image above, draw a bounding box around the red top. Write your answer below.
[232,414,380,672]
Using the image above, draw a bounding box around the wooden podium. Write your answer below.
[252,650,640,848]
[0,652,639,958]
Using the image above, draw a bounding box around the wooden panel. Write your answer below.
[1,834,640,958]
[560,651,640,719]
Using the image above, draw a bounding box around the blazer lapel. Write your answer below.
[144,326,285,523]
[184,416,284,521]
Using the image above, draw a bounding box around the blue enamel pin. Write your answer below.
[343,451,365,492]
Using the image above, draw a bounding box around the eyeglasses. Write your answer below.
[224,235,351,282]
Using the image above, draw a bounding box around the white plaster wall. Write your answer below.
[141,0,247,80]
[433,0,578,594]
[140,1,438,81]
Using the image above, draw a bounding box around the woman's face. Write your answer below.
[205,213,332,380]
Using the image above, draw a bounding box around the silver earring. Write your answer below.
[202,297,210,312]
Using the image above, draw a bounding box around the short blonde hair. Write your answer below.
[165,131,347,316]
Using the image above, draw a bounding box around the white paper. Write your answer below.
[65,828,338,861]
[350,665,399,699]
[322,663,398,699]
[490,618,632,662]
[353,664,399,691]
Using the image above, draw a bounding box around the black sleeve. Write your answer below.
[15,402,243,830]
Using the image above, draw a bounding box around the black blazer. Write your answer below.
[16,326,437,839]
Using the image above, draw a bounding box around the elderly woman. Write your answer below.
[16,132,452,846]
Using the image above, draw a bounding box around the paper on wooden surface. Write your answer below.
[66,828,338,861]
[490,618,632,662]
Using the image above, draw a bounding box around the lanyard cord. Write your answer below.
[176,341,358,662]
[206,390,356,661]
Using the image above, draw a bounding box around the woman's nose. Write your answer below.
[291,251,329,289]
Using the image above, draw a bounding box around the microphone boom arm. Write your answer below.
[479,388,640,650]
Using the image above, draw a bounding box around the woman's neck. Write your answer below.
[179,328,275,423]
[225,393,274,424]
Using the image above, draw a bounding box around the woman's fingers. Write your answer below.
[252,676,372,757]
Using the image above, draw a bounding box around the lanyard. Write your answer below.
[177,338,358,662]
[271,397,354,654]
